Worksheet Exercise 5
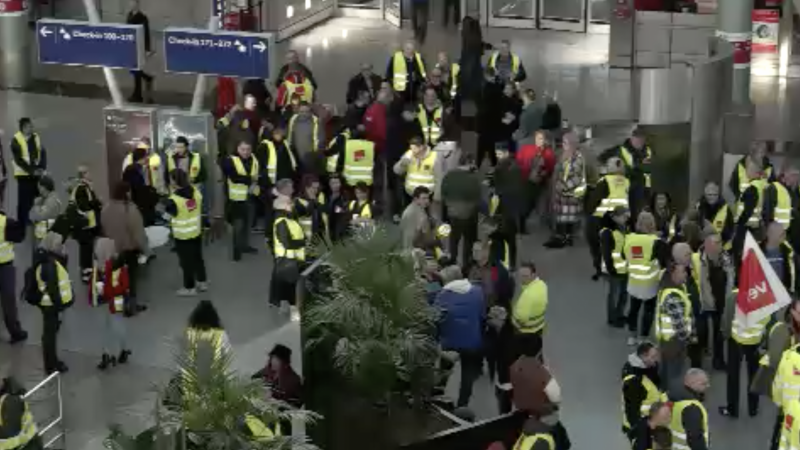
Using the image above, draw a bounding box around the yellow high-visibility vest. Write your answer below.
[326,129,351,174]
[245,414,282,442]
[273,217,306,261]
[489,52,521,79]
[624,233,661,291]
[167,152,202,187]
[392,51,426,92]
[403,150,438,195]
[296,193,327,238]
[417,105,443,147]
[669,399,709,450]
[655,287,693,342]
[343,140,375,186]
[736,161,773,197]
[773,182,793,228]
[619,145,653,188]
[449,63,460,98]
[170,188,203,240]
[601,228,627,274]
[123,153,162,188]
[70,182,97,229]
[288,114,319,152]
[90,265,125,312]
[228,156,259,202]
[730,286,769,345]
[593,174,629,217]
[36,260,73,307]
[736,178,768,228]
[349,200,373,220]
[622,373,664,430]
[780,399,800,450]
[774,344,800,409]
[0,215,14,264]
[512,433,554,450]
[263,140,297,184]
[0,394,38,450]
[512,278,548,334]
[12,131,42,177]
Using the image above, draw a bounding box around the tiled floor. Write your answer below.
[0,15,792,450]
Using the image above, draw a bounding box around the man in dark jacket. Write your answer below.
[435,265,485,408]
[274,50,317,91]
[761,222,796,294]
[11,118,47,226]
[126,0,153,103]
[477,69,504,168]
[762,165,800,250]
[347,63,382,105]
[622,341,662,438]
[728,141,775,199]
[221,139,259,261]
[122,147,159,226]
[441,154,482,263]
[599,128,652,219]
[667,368,711,450]
[696,182,734,249]
[601,206,630,327]
[0,210,27,344]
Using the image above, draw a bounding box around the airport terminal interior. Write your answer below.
[3,0,800,449]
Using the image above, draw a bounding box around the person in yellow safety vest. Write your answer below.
[436,51,460,103]
[270,196,305,322]
[483,216,512,271]
[394,136,440,203]
[624,212,669,345]
[0,210,28,345]
[511,262,548,359]
[256,126,297,187]
[164,169,208,297]
[244,414,282,442]
[509,426,555,450]
[386,40,427,100]
[696,181,734,251]
[324,127,351,175]
[338,129,375,187]
[651,192,679,241]
[761,222,796,294]
[29,232,74,375]
[122,140,164,193]
[600,128,652,218]
[666,368,711,450]
[601,206,630,327]
[488,40,527,84]
[735,159,769,232]
[11,118,47,226]
[655,263,694,389]
[29,176,62,251]
[294,175,327,243]
[778,398,800,450]
[763,166,800,250]
[729,140,776,199]
[287,102,325,175]
[166,136,206,192]
[621,341,664,438]
[587,157,629,278]
[71,166,103,282]
[274,50,317,107]
[416,87,445,148]
[348,182,374,229]
[0,377,40,450]
[183,300,231,387]
[221,139,260,262]
[629,401,672,450]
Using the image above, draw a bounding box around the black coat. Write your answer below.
[346,73,383,104]
[495,94,523,145]
[477,79,504,137]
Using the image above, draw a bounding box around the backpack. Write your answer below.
[21,265,40,306]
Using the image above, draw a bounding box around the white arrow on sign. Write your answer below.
[253,41,266,53]
[39,26,53,38]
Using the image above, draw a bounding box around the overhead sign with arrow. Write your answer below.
[163,28,274,79]
[36,19,144,70]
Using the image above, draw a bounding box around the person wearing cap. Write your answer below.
[584,156,629,276]
[600,205,630,327]
[252,344,303,408]
[599,128,652,219]
[728,141,775,200]
[270,195,305,321]
[506,356,565,450]
[435,265,485,408]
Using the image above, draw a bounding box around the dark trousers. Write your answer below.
[175,237,207,289]
[411,1,430,43]
[477,133,497,168]
[449,215,478,265]
[696,310,724,364]
[520,180,546,232]
[0,263,24,338]
[75,228,98,275]
[131,70,153,102]
[16,176,38,225]
[443,0,460,25]
[771,412,783,450]
[627,296,656,337]
[513,331,543,361]
[455,349,483,407]
[119,249,140,309]
[230,200,254,259]
[41,309,61,372]
[726,338,760,416]
[269,268,298,306]
[585,215,602,274]
[606,275,628,324]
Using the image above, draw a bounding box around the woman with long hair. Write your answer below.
[91,237,132,370]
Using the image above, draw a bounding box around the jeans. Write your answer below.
[454,349,483,408]
[0,263,24,337]
[726,338,760,415]
[443,0,460,25]
[660,340,687,392]
[411,1,429,43]
[231,200,254,259]
[103,313,127,355]
[627,296,656,337]
[41,309,61,372]
[606,275,628,324]
[175,237,207,289]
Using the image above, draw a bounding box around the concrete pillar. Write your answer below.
[716,0,754,107]
[0,1,32,89]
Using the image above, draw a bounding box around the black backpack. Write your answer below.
[21,265,40,306]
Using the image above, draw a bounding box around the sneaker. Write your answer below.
[177,288,197,297]
[290,306,300,322]
[197,282,209,292]
[118,350,132,364]
[9,330,28,345]
[627,336,638,346]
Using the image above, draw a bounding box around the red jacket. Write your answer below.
[515,144,556,180]
[363,102,387,152]
[89,261,130,314]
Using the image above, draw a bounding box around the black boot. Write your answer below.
[98,354,116,371]
[118,350,132,364]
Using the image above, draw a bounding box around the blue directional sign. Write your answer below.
[36,19,144,70]
[163,28,273,79]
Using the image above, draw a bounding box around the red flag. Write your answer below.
[736,231,792,327]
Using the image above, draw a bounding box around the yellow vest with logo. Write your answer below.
[512,279,548,334]
[288,114,319,152]
[773,182,793,228]
[418,106,443,147]
[512,433,554,450]
[273,217,306,261]
[263,140,297,184]
[593,174,630,217]
[489,52,521,78]
[170,188,203,240]
[729,287,770,345]
[343,140,375,186]
[36,260,73,307]
[12,132,42,177]
[0,394,37,450]
[71,182,97,229]
[669,399,709,450]
[779,399,800,450]
[228,156,259,202]
[622,373,664,430]
[774,344,800,409]
[624,234,661,290]
[601,228,627,274]
[167,152,202,187]
[404,150,438,195]
[619,145,653,188]
[392,51,426,92]
[655,287,693,342]
[736,178,767,227]
[0,215,14,264]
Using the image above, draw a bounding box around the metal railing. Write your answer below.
[23,372,66,449]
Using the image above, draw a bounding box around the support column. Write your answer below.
[0,0,32,89]
[716,0,754,107]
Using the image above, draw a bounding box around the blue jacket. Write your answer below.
[435,279,485,351]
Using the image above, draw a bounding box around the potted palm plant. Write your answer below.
[104,347,319,450]
[303,226,456,450]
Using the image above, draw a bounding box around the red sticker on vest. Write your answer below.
[186,199,198,211]
[786,414,794,430]
[631,246,644,259]
[354,150,365,161]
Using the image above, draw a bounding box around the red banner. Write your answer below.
[0,0,27,13]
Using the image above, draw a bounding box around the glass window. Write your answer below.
[340,0,380,7]
[492,0,534,18]
[540,0,583,20]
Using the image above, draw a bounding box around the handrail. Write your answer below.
[23,372,66,449]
